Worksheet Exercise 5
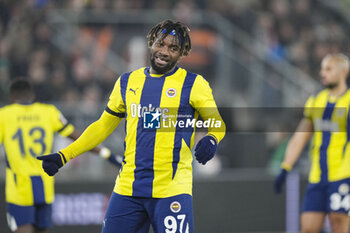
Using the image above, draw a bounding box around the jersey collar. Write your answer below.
[144,66,179,79]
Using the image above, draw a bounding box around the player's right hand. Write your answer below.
[273,169,288,193]
[37,152,66,176]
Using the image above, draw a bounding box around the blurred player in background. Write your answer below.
[37,19,225,233]
[274,53,350,233]
[0,79,121,233]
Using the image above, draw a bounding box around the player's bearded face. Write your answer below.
[320,58,341,89]
[150,34,181,74]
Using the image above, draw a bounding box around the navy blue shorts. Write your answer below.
[102,192,194,233]
[302,178,350,214]
[6,203,52,231]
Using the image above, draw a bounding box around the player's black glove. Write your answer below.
[194,135,217,165]
[274,168,289,193]
[37,152,67,176]
[99,147,122,167]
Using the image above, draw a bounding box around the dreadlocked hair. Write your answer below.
[147,19,191,56]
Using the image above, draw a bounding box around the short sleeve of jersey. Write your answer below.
[189,75,217,109]
[49,105,74,137]
[304,95,314,120]
[106,77,126,117]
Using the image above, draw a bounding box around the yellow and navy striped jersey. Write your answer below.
[0,103,74,205]
[106,66,225,198]
[304,89,350,183]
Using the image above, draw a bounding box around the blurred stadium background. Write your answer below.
[1,0,350,232]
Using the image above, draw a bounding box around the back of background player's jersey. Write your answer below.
[0,102,69,176]
[0,102,73,205]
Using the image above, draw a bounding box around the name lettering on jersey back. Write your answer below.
[17,115,40,122]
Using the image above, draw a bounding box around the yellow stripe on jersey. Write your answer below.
[306,89,350,183]
[0,103,74,205]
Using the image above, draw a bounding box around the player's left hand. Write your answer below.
[194,135,217,165]
[37,152,66,176]
[273,169,288,193]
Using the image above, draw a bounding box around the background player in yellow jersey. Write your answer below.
[37,19,225,233]
[0,79,122,233]
[274,53,350,233]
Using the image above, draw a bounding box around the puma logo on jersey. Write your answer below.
[129,88,138,95]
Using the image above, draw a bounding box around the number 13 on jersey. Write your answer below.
[12,127,46,157]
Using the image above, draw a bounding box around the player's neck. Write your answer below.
[328,83,347,97]
[149,66,176,75]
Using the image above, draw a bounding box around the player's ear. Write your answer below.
[148,38,155,49]
[343,67,350,80]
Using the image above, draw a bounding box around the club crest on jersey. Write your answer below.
[166,88,177,98]
[170,201,181,213]
[335,108,346,117]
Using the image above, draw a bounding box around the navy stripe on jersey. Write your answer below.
[4,148,10,168]
[105,106,125,118]
[120,72,131,106]
[180,72,197,148]
[133,74,166,197]
[320,102,335,183]
[172,72,196,179]
[31,176,45,204]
